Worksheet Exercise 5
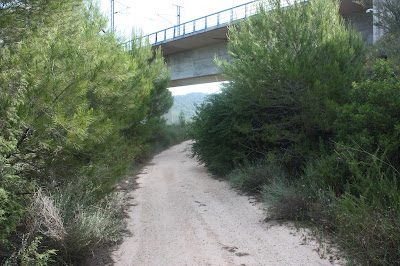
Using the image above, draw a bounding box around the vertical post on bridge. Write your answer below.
[173,4,183,36]
[111,0,115,31]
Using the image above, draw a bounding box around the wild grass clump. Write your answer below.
[261,174,308,221]
[300,163,338,228]
[229,160,284,194]
[260,151,400,264]
[54,182,125,263]
[31,189,66,242]
[61,200,125,262]
[21,183,125,264]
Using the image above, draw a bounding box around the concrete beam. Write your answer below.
[154,25,229,56]
[169,74,227,87]
[164,41,230,87]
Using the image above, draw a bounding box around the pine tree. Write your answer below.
[192,0,365,174]
[1,0,172,261]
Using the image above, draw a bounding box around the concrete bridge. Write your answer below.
[141,0,379,87]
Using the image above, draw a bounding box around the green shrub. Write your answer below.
[191,92,243,176]
[192,0,365,175]
[0,182,25,246]
[261,149,400,265]
[313,60,400,265]
[332,151,400,265]
[229,160,284,194]
[302,154,351,195]
[259,158,338,224]
[366,32,400,74]
[130,115,192,157]
[4,236,57,266]
[296,147,400,264]
[0,1,172,262]
[300,162,339,227]
[261,174,308,221]
[335,60,400,170]
[154,123,192,150]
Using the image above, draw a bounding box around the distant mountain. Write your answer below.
[165,92,209,124]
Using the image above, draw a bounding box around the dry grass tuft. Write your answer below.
[32,189,66,242]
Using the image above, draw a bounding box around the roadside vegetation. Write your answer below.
[0,0,188,264]
[191,0,400,264]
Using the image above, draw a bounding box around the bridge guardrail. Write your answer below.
[124,1,259,49]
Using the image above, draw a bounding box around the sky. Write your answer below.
[98,0,251,95]
[99,0,252,36]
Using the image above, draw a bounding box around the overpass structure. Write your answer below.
[136,0,378,87]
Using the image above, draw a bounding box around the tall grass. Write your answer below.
[228,160,284,194]
[53,181,125,263]
[227,144,400,265]
[258,151,400,265]
[332,152,400,265]
[12,182,126,264]
[261,176,308,221]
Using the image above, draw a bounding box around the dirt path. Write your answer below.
[111,141,338,266]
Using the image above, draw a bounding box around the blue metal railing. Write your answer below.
[125,1,259,49]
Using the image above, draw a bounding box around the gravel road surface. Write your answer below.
[111,141,337,266]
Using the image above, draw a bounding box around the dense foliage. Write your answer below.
[0,0,173,263]
[191,92,239,175]
[367,31,400,75]
[191,0,400,264]
[336,60,400,170]
[192,0,364,175]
